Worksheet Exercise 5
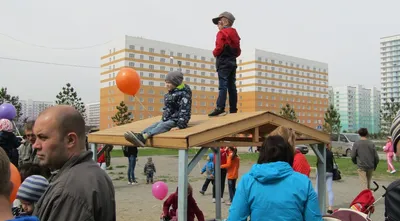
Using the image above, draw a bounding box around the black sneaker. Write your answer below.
[208,108,226,117]
[327,210,333,214]
[199,190,205,195]
[124,131,146,147]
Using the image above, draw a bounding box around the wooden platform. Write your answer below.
[88,111,330,149]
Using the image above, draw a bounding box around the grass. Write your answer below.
[110,149,400,180]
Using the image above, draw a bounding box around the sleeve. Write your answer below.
[163,195,174,218]
[351,144,357,165]
[144,164,147,173]
[176,92,192,129]
[152,163,156,173]
[303,181,323,221]
[40,193,93,221]
[201,163,206,174]
[221,155,232,169]
[373,144,380,170]
[213,31,226,57]
[227,177,250,221]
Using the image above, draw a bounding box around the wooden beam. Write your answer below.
[253,127,260,142]
[202,141,263,147]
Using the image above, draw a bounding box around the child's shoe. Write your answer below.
[124,131,146,147]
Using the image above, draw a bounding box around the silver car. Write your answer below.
[330,133,360,156]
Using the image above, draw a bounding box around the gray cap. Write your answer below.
[212,11,235,25]
[165,71,183,86]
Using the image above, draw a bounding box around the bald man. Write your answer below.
[32,105,116,221]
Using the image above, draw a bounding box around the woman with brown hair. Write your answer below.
[269,126,311,177]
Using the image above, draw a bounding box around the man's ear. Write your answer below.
[66,133,78,146]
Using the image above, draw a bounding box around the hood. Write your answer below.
[249,161,293,184]
[171,84,192,94]
[221,27,241,45]
[208,153,214,162]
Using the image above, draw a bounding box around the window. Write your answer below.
[129,62,135,67]
[129,53,135,58]
[149,48,154,53]
[129,45,135,50]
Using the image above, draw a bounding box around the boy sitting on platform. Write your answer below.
[124,71,192,147]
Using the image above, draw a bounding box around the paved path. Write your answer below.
[108,155,394,220]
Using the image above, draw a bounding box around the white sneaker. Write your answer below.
[221,198,224,203]
[128,182,132,185]
[391,170,397,174]
[212,198,215,203]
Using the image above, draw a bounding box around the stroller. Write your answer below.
[323,181,385,221]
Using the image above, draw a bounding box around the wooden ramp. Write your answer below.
[88,111,330,149]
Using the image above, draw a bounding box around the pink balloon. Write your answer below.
[152,181,168,200]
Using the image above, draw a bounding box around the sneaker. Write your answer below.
[212,198,215,203]
[124,131,146,147]
[199,191,205,195]
[128,182,132,185]
[225,202,232,205]
[391,170,397,174]
[327,210,333,214]
[132,180,139,185]
[208,108,226,117]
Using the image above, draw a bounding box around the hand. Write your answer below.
[171,127,179,131]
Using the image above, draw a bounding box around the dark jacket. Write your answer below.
[351,139,380,170]
[213,27,241,70]
[163,188,204,221]
[326,149,334,173]
[123,146,138,157]
[0,131,20,167]
[33,151,116,221]
[162,84,192,129]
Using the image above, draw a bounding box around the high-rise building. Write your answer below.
[381,34,400,104]
[19,99,53,121]
[329,85,380,133]
[85,102,100,127]
[99,35,329,130]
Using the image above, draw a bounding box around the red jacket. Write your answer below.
[213,27,241,58]
[214,147,227,165]
[293,149,310,177]
[162,189,204,221]
[97,147,105,163]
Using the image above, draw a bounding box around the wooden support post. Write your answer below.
[252,127,259,142]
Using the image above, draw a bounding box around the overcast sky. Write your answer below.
[0,0,398,103]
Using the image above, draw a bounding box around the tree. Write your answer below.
[112,101,133,126]
[55,83,86,118]
[279,103,297,121]
[323,104,341,134]
[380,97,400,134]
[0,87,22,122]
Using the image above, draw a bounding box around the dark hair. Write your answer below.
[358,128,369,137]
[19,163,51,182]
[24,120,35,131]
[0,148,11,198]
[228,147,238,159]
[257,135,294,166]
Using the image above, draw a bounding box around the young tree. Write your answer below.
[55,83,86,118]
[279,103,297,121]
[0,87,22,121]
[112,101,133,126]
[380,97,400,134]
[323,104,341,133]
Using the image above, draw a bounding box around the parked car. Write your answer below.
[296,145,309,154]
[330,133,360,156]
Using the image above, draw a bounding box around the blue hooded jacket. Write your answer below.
[228,161,322,221]
[8,216,40,221]
[201,153,215,179]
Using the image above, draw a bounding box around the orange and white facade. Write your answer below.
[100,36,329,130]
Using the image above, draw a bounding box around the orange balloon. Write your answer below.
[9,163,21,202]
[116,68,141,96]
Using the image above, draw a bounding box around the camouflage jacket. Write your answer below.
[162,84,192,129]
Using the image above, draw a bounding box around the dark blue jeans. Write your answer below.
[216,67,238,113]
[228,179,237,202]
[127,155,136,183]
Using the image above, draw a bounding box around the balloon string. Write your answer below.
[12,121,21,136]
[135,97,153,118]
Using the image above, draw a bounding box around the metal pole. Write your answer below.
[178,149,188,221]
[215,148,222,220]
[316,143,326,214]
[90,143,97,162]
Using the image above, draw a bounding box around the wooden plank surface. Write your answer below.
[88,111,330,148]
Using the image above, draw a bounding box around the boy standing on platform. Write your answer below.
[208,11,241,117]
[124,71,192,147]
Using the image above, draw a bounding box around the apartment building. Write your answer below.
[85,102,100,127]
[329,85,380,133]
[381,34,400,104]
[19,99,53,121]
[99,35,329,130]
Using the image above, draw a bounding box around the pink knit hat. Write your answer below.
[0,119,13,132]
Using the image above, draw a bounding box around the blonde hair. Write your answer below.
[268,126,296,153]
[221,17,233,26]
